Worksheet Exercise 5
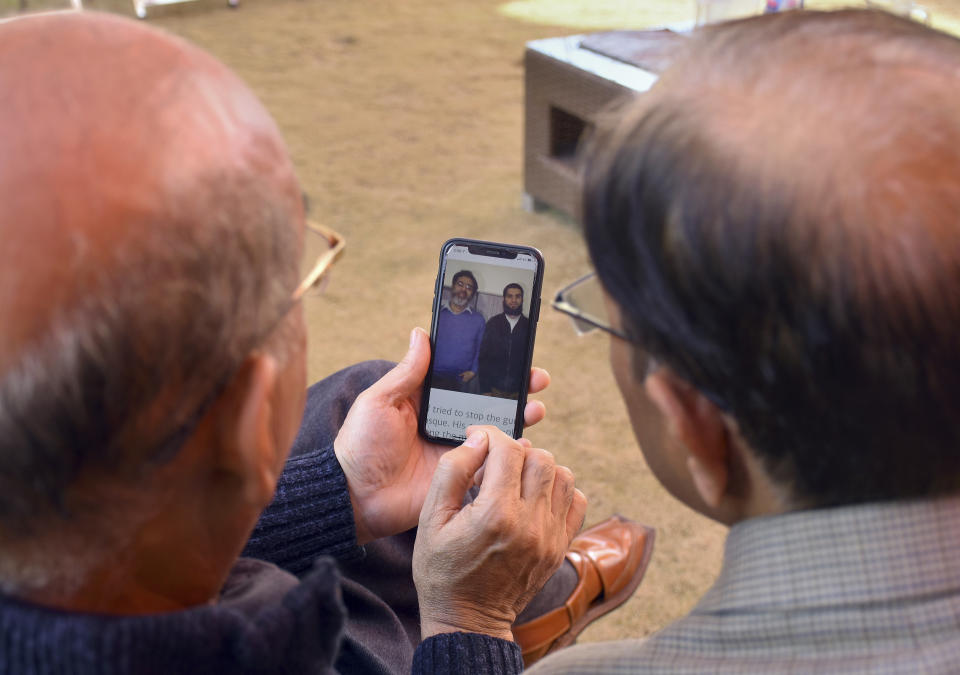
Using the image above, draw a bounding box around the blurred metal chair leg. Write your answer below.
[17,0,83,11]
[133,0,238,20]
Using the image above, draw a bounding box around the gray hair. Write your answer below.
[0,169,298,589]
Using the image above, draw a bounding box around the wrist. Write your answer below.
[333,438,374,546]
[420,607,515,642]
[347,492,374,546]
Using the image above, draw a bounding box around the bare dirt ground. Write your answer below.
[5,0,958,646]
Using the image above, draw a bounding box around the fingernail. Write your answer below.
[464,430,486,448]
[409,328,420,349]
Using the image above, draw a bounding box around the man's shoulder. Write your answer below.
[531,590,960,673]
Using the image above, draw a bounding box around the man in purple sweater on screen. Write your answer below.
[431,270,487,392]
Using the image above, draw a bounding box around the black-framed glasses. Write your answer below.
[554,273,731,408]
[552,272,633,341]
[553,272,665,385]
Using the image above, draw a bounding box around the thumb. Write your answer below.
[420,430,489,527]
[366,327,431,404]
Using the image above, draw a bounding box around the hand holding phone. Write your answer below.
[333,327,550,543]
[420,239,544,444]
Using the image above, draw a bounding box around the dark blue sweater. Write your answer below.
[0,444,522,674]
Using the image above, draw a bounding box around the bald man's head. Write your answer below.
[584,10,960,507]
[0,11,301,363]
[0,12,303,548]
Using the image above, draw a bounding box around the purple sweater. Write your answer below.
[433,306,486,376]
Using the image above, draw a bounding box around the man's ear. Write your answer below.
[213,353,284,508]
[644,369,730,510]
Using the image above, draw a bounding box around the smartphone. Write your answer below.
[419,238,544,445]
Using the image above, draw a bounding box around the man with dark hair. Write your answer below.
[431,269,486,392]
[478,283,530,398]
[537,9,960,672]
[0,10,662,674]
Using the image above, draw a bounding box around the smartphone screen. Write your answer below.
[420,239,543,444]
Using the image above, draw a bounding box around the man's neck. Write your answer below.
[20,570,217,615]
[8,530,232,615]
[6,463,257,615]
[447,302,468,314]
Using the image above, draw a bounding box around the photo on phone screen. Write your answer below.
[420,239,543,444]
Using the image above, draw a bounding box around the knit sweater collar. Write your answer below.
[0,557,346,675]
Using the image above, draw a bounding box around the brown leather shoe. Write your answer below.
[512,515,655,667]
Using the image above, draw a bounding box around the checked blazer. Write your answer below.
[530,496,960,674]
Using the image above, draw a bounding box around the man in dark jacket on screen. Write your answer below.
[478,283,530,398]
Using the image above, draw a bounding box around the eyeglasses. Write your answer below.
[554,272,732,407]
[553,272,666,387]
[453,279,476,293]
[294,220,346,300]
[552,272,633,341]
